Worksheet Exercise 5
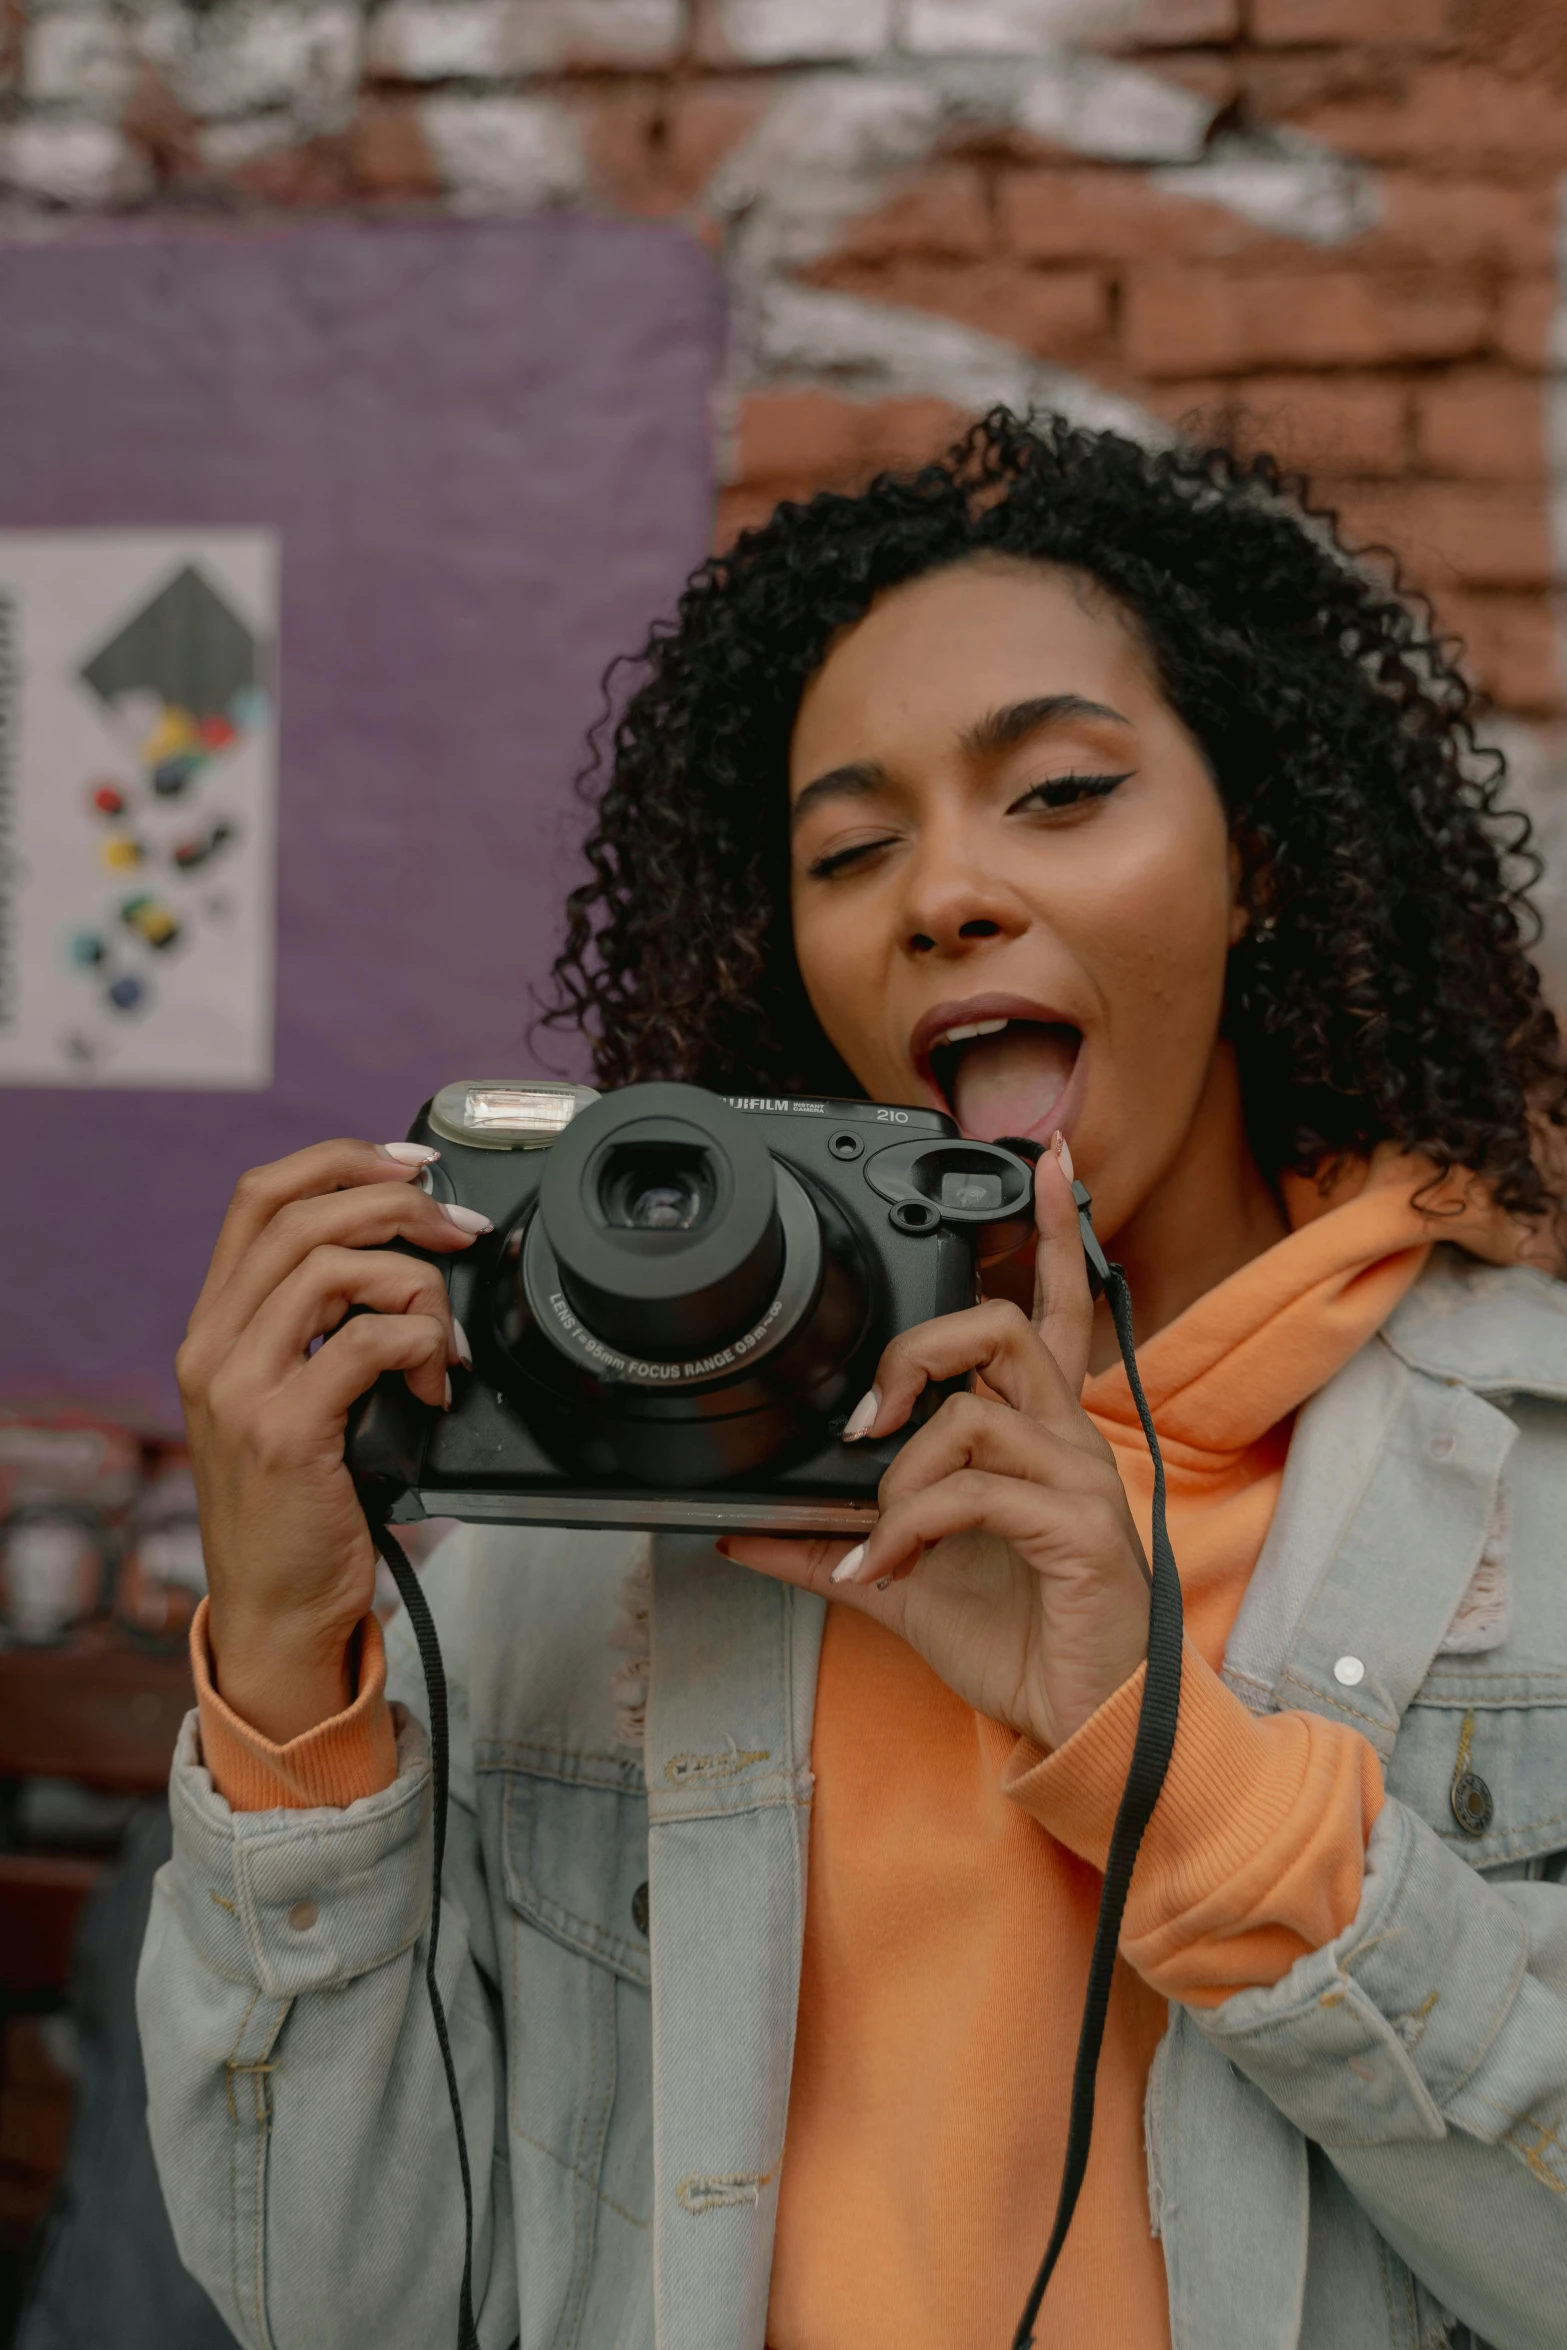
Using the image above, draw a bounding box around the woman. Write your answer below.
[142,414,1567,2350]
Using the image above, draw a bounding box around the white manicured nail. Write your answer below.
[830,1543,867,1585]
[451,1318,472,1368]
[842,1389,880,1441]
[381,1142,439,1165]
[441,1204,493,1234]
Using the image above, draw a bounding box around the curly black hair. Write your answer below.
[548,409,1566,1219]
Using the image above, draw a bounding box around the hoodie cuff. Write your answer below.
[191,1596,399,1813]
[1002,1643,1384,2008]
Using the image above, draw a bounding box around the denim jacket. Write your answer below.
[138,1249,1567,2350]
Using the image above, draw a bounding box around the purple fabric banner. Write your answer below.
[0,219,723,1424]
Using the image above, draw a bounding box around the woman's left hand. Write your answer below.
[720,1146,1152,1753]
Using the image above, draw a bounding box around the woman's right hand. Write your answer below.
[176,1140,491,1743]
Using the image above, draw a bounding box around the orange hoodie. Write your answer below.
[192,1159,1514,2349]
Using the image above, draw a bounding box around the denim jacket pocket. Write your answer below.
[1384,1676,1567,1873]
[498,1759,652,1990]
[486,1758,655,2350]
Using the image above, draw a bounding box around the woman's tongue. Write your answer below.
[949,1024,1078,1143]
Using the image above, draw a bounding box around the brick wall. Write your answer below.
[3,0,1565,738]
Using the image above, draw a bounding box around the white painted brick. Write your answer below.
[23,10,136,116]
[198,109,298,167]
[751,281,1162,444]
[712,72,938,214]
[709,55,1210,274]
[368,1,507,81]
[370,0,683,80]
[559,0,685,60]
[1014,52,1213,161]
[711,71,950,284]
[0,117,154,204]
[421,93,588,210]
[718,0,895,66]
[1153,129,1377,248]
[127,1,362,127]
[900,0,1135,52]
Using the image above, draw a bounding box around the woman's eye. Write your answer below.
[1011,770,1133,815]
[805,835,899,881]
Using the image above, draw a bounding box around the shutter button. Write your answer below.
[631,1881,649,1938]
[1333,1656,1365,1687]
[288,1900,318,1932]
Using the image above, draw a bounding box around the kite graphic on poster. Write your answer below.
[0,534,277,1088]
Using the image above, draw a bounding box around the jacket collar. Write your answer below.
[1378,1243,1567,1399]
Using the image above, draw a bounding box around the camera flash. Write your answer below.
[427,1078,601,1150]
[465,1087,581,1136]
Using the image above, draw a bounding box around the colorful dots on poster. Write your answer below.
[120,896,180,951]
[8,544,278,1085]
[172,820,235,872]
[141,705,200,766]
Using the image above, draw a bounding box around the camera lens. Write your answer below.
[536,1085,787,1363]
[624,1181,700,1231]
[601,1147,714,1234]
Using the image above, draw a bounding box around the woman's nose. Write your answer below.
[900,848,1030,959]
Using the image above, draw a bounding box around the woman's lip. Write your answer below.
[908,993,1084,1084]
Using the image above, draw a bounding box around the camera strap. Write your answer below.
[365,1522,480,2350]
[363,1248,1181,2350]
[1009,1259,1183,2348]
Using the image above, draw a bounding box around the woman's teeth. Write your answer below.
[931,1017,1009,1047]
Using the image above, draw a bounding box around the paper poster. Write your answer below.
[0,532,277,1088]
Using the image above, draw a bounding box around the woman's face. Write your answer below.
[788,557,1246,1240]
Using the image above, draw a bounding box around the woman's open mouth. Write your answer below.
[914,1002,1084,1144]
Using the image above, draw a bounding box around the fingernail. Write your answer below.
[830,1543,867,1585]
[381,1142,439,1165]
[1050,1130,1076,1184]
[451,1318,472,1368]
[842,1388,881,1441]
[441,1204,493,1234]
[443,1372,453,1409]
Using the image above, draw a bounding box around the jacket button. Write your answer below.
[1333,1656,1365,1687]
[631,1881,649,1938]
[288,1900,318,1931]
[1451,1771,1495,1837]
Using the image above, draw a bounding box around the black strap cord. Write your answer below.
[1009,1263,1185,2350]
[365,1518,480,2350]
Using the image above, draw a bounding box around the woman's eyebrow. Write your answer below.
[789,693,1131,833]
[789,758,889,833]
[961,694,1132,756]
